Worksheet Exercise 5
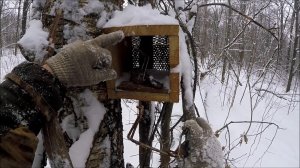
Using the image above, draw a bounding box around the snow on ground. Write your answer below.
[122,74,299,167]
[1,50,299,168]
[193,72,300,167]
[0,50,25,82]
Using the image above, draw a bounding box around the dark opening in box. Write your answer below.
[116,36,171,94]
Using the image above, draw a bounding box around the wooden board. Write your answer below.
[108,89,171,102]
[117,81,169,93]
[169,73,180,102]
[169,36,179,68]
[107,73,180,102]
[103,25,179,36]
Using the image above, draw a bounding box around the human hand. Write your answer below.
[45,31,124,87]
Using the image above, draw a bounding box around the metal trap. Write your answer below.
[103,25,179,102]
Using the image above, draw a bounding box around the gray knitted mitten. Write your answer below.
[46,31,124,87]
[180,118,224,168]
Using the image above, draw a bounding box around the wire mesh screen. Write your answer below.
[130,36,170,71]
[153,36,170,71]
[131,36,141,69]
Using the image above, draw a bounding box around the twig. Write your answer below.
[216,121,283,135]
[127,105,177,157]
[255,88,299,102]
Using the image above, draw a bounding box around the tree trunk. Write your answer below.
[202,0,208,58]
[286,0,299,92]
[138,0,154,7]
[86,99,124,168]
[160,103,173,168]
[137,33,154,168]
[139,101,152,168]
[14,0,22,56]
[181,77,196,122]
[0,0,4,57]
[286,4,296,74]
[21,0,31,37]
[221,0,232,83]
[32,0,125,167]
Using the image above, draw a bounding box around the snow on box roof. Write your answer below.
[103,4,178,28]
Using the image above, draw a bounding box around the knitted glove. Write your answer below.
[178,118,224,168]
[46,31,124,87]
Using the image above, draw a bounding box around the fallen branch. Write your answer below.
[255,88,300,102]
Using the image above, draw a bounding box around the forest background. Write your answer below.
[0,0,299,167]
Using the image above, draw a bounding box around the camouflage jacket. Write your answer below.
[0,62,65,168]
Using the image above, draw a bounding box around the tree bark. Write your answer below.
[21,0,31,37]
[14,0,22,56]
[221,0,232,83]
[286,0,299,92]
[86,99,124,168]
[0,0,4,57]
[139,101,152,168]
[34,1,125,167]
[160,103,173,168]
[138,0,154,7]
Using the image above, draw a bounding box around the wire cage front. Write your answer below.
[116,35,171,93]
[130,36,170,71]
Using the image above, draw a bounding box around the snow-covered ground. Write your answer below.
[195,73,299,167]
[1,51,299,167]
[122,72,299,167]
[0,50,25,82]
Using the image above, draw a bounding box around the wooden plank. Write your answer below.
[170,73,180,93]
[169,36,179,68]
[169,73,180,102]
[170,91,179,102]
[102,25,179,36]
[107,74,180,102]
[106,80,115,89]
[107,89,171,102]
[107,41,127,75]
[117,81,169,93]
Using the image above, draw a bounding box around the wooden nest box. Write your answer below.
[103,25,179,102]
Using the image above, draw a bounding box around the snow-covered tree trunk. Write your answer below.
[22,0,125,167]
[86,99,124,168]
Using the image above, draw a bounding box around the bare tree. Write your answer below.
[21,0,31,37]
[14,0,21,55]
[286,0,299,92]
[0,0,4,57]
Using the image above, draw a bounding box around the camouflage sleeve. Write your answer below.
[0,62,65,167]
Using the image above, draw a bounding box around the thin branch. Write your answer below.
[255,88,300,102]
[216,120,283,135]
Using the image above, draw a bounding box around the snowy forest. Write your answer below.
[0,0,299,168]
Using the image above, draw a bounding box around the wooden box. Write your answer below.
[102,25,179,102]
